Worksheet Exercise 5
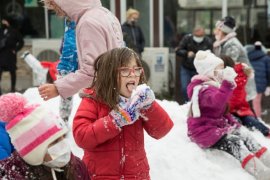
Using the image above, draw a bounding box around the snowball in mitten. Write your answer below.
[129,84,155,111]
[222,66,237,85]
[113,84,155,127]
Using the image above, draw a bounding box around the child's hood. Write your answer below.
[248,49,266,61]
[187,75,210,99]
[52,0,102,23]
[79,88,96,99]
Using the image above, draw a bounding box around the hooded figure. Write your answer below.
[121,8,145,56]
[213,16,257,102]
[39,0,124,99]
[248,41,270,119]
[0,16,24,94]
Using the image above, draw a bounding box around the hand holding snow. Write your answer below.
[129,84,155,111]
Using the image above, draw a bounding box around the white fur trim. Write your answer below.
[191,85,203,118]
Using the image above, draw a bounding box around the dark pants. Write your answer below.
[180,65,197,102]
[213,128,261,162]
[234,114,269,136]
[0,68,16,94]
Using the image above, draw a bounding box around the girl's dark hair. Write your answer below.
[91,48,146,109]
[220,55,235,115]
[220,55,235,68]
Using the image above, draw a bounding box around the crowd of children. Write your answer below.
[1,0,270,179]
[187,50,270,180]
[0,0,174,178]
[0,47,174,179]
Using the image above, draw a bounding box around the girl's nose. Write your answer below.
[128,69,136,77]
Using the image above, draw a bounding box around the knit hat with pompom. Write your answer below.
[0,93,68,165]
[215,16,236,34]
[194,50,224,77]
[0,93,27,122]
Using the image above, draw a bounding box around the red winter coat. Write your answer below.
[229,63,254,117]
[73,89,174,179]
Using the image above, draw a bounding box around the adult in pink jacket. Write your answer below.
[39,0,124,100]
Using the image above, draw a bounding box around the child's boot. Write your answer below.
[256,147,270,168]
[242,154,270,180]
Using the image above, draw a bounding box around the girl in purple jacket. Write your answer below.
[187,50,270,180]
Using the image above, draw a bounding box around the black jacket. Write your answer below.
[122,22,145,55]
[176,34,212,70]
[0,27,24,71]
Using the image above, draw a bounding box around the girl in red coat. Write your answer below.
[221,55,270,137]
[73,47,174,179]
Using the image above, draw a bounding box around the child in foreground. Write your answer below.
[187,50,270,180]
[73,47,174,179]
[0,93,89,180]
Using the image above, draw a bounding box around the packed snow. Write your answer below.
[23,87,270,180]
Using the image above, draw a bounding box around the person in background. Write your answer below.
[39,0,123,101]
[0,93,89,180]
[0,121,14,160]
[248,41,270,120]
[213,16,257,102]
[73,48,173,179]
[57,18,78,123]
[175,26,212,102]
[122,8,145,57]
[0,16,24,95]
[221,55,270,138]
[187,50,270,180]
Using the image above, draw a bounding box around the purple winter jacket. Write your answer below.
[0,151,90,180]
[187,79,241,148]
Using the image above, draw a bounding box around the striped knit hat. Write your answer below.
[0,93,68,165]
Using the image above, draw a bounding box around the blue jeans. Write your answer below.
[180,65,197,102]
[234,115,269,136]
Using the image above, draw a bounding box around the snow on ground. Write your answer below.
[23,87,270,180]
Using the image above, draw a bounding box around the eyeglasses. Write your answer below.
[118,67,143,77]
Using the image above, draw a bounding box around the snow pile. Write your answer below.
[23,88,270,180]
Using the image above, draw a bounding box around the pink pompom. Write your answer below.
[0,93,27,122]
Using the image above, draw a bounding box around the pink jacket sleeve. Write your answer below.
[55,21,115,98]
